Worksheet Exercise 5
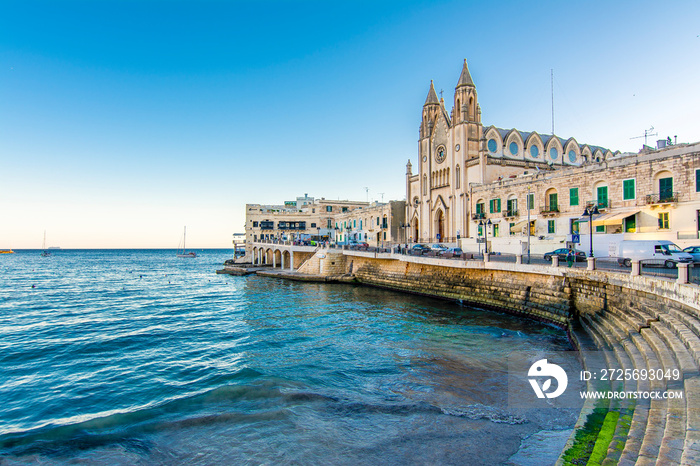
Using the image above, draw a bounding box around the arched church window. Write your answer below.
[530,146,539,158]
[549,148,558,160]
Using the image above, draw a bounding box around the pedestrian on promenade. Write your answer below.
[566,247,575,268]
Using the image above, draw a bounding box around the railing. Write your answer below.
[587,200,610,210]
[645,192,680,204]
[502,209,519,217]
[472,212,486,220]
[540,204,560,214]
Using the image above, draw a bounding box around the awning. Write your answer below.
[510,219,529,233]
[592,210,640,227]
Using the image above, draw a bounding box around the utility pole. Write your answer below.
[551,69,555,135]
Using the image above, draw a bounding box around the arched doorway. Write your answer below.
[436,210,445,243]
[413,218,419,243]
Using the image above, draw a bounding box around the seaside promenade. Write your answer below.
[221,242,700,465]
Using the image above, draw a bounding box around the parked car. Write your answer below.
[441,247,463,258]
[616,240,694,268]
[682,246,700,262]
[411,244,430,254]
[543,248,586,262]
[430,243,449,252]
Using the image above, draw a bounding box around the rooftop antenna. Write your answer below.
[364,187,369,203]
[630,126,657,146]
[379,193,385,203]
[551,69,555,135]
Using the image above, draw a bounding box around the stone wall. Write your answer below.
[345,256,700,329]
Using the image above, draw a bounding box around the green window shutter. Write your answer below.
[549,193,558,211]
[548,220,555,234]
[597,186,608,208]
[569,188,579,206]
[623,179,635,200]
[696,170,700,192]
[489,199,494,213]
[659,177,673,200]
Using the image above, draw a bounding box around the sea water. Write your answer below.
[0,250,579,464]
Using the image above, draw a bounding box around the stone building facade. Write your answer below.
[465,142,700,255]
[331,200,406,247]
[406,59,699,255]
[243,195,368,261]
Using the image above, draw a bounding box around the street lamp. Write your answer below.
[479,219,492,254]
[582,205,600,257]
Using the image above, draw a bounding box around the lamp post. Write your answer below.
[582,205,600,257]
[479,219,492,254]
[527,185,531,264]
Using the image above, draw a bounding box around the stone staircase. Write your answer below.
[562,301,700,465]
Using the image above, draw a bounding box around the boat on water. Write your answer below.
[177,226,197,258]
[40,231,51,257]
[0,249,14,254]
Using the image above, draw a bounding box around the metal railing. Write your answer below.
[502,209,519,217]
[645,192,680,204]
[540,205,560,214]
[472,212,486,220]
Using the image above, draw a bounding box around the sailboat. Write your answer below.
[41,231,51,257]
[177,226,197,258]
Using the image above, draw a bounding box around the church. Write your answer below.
[405,59,618,245]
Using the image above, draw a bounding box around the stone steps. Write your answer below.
[663,310,700,369]
[583,314,642,464]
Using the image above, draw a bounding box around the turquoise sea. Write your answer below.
[1,249,579,465]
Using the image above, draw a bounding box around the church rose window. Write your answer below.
[568,150,576,162]
[530,146,539,158]
[549,148,558,160]
[509,142,518,156]
[488,139,497,153]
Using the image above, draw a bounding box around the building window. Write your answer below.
[568,150,576,163]
[476,202,484,215]
[596,186,608,208]
[696,169,700,192]
[623,179,636,200]
[376,217,380,226]
[549,148,558,160]
[527,193,534,210]
[312,209,315,213]
[509,222,515,235]
[570,219,580,234]
[353,220,356,228]
[383,232,386,240]
[488,139,498,153]
[624,215,636,233]
[310,223,316,228]
[570,188,579,206]
[382,216,388,229]
[509,142,519,156]
[327,219,332,228]
[422,175,427,195]
[530,145,539,158]
[326,206,333,212]
[253,221,259,227]
[456,165,461,189]
[658,212,669,229]
[596,225,605,233]
[342,207,348,212]
[489,198,501,214]
[548,220,555,234]
[548,193,558,211]
[506,198,517,215]
[493,224,499,237]
[659,177,674,201]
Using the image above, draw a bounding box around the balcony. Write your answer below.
[472,212,486,220]
[587,200,611,211]
[645,192,679,205]
[502,209,519,218]
[540,205,560,215]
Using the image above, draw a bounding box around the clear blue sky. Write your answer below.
[2,0,698,248]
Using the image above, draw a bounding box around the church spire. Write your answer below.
[456,59,474,88]
[424,80,439,106]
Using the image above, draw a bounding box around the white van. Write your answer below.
[617,240,694,268]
